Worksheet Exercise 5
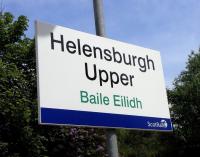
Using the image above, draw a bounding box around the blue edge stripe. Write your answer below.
[41,107,172,131]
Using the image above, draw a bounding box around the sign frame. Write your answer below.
[35,21,173,131]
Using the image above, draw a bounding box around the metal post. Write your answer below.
[106,129,119,157]
[93,0,119,157]
[93,0,105,36]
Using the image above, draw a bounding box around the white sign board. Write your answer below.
[36,21,172,131]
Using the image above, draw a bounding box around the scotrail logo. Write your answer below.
[147,119,168,128]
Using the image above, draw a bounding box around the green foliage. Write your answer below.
[0,11,47,157]
[118,130,159,157]
[0,12,107,157]
[168,50,200,156]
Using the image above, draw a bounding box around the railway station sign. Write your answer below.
[35,21,172,131]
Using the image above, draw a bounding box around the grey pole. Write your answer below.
[93,0,119,157]
[106,129,119,157]
[93,0,105,36]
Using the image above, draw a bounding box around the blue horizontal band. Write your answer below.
[40,107,172,131]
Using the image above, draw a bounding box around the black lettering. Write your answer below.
[93,46,103,60]
[99,69,109,86]
[85,63,96,80]
[51,32,64,51]
[129,75,134,86]
[77,39,81,55]
[113,47,122,63]
[104,49,112,61]
[138,57,147,72]
[66,41,76,54]
[120,73,129,85]
[132,55,137,66]
[123,53,131,65]
[146,55,155,70]
[82,44,92,57]
[110,71,119,88]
